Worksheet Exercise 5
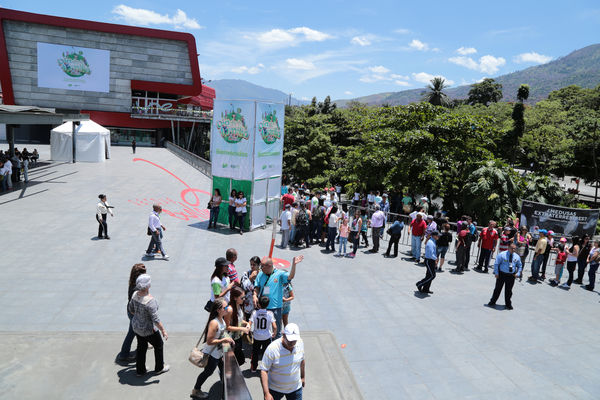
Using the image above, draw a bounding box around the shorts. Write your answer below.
[437,246,449,259]
[282,302,291,315]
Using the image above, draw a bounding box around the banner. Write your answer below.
[211,100,255,180]
[520,200,599,237]
[254,102,285,180]
[37,42,110,92]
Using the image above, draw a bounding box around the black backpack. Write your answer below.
[297,210,309,226]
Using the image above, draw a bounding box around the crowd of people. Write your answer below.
[0,147,39,192]
[119,233,305,399]
[207,188,248,235]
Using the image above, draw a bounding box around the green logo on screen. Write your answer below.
[57,50,91,78]
[258,110,281,145]
[217,107,249,144]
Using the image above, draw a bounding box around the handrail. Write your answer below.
[223,347,253,400]
[165,141,212,178]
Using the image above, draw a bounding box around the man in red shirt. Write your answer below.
[409,213,427,262]
[281,192,295,208]
[475,220,498,273]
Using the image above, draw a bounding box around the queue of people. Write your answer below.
[0,147,38,192]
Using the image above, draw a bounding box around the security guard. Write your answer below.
[488,243,522,310]
[416,230,439,294]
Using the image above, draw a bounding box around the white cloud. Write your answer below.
[449,55,506,74]
[351,36,372,46]
[395,80,411,87]
[390,73,409,80]
[412,72,454,86]
[252,27,332,48]
[344,91,353,95]
[409,39,429,51]
[394,28,410,34]
[369,65,390,74]
[456,46,477,55]
[112,5,202,29]
[285,58,316,70]
[231,64,265,74]
[513,52,552,64]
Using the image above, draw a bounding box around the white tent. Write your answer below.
[50,120,111,162]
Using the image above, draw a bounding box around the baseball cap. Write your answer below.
[539,229,548,235]
[283,323,301,341]
[547,230,554,236]
[215,257,229,268]
[427,215,433,219]
[560,237,567,243]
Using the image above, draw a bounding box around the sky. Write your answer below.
[1,1,599,101]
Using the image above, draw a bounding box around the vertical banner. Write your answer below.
[211,100,255,180]
[254,102,285,180]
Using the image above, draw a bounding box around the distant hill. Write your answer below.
[206,79,306,105]
[336,43,600,106]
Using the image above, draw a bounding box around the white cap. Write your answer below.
[283,323,301,341]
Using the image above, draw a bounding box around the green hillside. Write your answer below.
[337,43,600,106]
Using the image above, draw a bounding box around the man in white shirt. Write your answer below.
[3,158,12,189]
[260,323,305,400]
[145,204,169,259]
[279,204,292,248]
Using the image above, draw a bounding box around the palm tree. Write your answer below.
[423,77,451,107]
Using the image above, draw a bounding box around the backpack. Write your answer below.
[313,206,323,221]
[297,210,309,226]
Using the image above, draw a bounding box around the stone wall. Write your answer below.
[3,20,194,112]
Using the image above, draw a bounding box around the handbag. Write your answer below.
[147,227,152,236]
[204,300,214,312]
[189,332,210,368]
[243,331,254,345]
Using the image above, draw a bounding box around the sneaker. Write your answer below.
[559,283,570,289]
[162,254,170,260]
[136,370,148,377]
[505,305,513,310]
[155,364,170,375]
[190,389,209,399]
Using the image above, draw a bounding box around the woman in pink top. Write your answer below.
[338,217,350,257]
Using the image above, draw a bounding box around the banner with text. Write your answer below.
[520,200,599,237]
[37,42,110,92]
[211,100,255,180]
[254,102,285,180]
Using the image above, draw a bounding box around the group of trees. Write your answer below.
[282,82,600,224]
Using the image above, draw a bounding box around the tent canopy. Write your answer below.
[50,120,111,162]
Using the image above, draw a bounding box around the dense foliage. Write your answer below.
[283,84,600,223]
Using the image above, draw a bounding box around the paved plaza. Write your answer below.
[1,145,600,399]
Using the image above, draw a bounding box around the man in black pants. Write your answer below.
[385,218,404,257]
[488,243,522,310]
[417,231,439,294]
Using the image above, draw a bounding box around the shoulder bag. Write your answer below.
[189,332,210,368]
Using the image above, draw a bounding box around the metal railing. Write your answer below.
[165,141,212,178]
[223,348,252,400]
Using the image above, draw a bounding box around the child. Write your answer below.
[338,217,349,256]
[550,243,567,286]
[248,296,276,372]
[282,281,294,326]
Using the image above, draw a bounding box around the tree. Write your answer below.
[509,84,530,165]
[423,77,451,107]
[467,78,503,106]
[522,174,572,206]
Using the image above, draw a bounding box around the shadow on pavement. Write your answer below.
[413,290,430,298]
[117,367,160,386]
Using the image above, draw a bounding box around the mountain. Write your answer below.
[206,79,306,105]
[336,43,600,106]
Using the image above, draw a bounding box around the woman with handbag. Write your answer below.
[228,189,237,230]
[116,263,146,362]
[208,188,222,229]
[191,298,235,399]
[224,286,251,366]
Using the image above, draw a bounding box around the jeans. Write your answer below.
[228,205,236,228]
[566,261,577,286]
[490,271,516,307]
[411,235,422,260]
[296,225,310,247]
[338,237,348,255]
[350,231,359,254]
[96,214,108,238]
[194,355,223,390]
[326,227,337,251]
[135,330,164,374]
[290,225,297,244]
[361,231,369,247]
[251,338,272,370]
[478,248,492,270]
[371,227,382,251]
[531,254,544,279]
[386,233,401,256]
[146,230,166,255]
[576,258,589,282]
[270,307,283,338]
[209,206,220,227]
[311,219,322,242]
[118,311,135,358]
[270,388,303,400]
[588,263,599,290]
[280,229,290,248]
[235,212,246,231]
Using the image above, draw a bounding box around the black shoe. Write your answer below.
[415,283,423,292]
[104,236,110,240]
[505,305,513,310]
[423,290,433,294]
[474,266,482,271]
[487,302,496,307]
[573,280,583,285]
[483,268,489,273]
[584,285,593,291]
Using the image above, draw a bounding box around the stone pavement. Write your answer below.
[1,145,600,399]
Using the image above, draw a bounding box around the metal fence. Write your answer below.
[165,141,212,177]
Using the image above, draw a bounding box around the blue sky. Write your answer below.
[2,1,599,100]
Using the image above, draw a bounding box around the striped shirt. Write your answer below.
[260,338,304,393]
